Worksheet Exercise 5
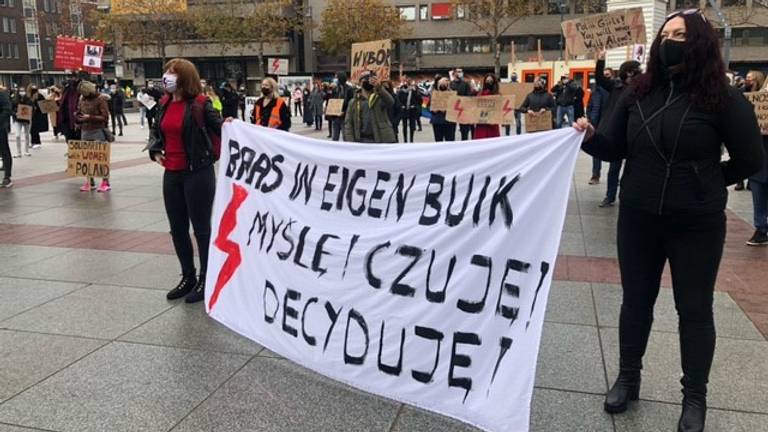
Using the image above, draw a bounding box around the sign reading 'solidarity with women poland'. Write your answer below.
[205,123,583,432]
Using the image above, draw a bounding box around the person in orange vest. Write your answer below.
[250,78,291,131]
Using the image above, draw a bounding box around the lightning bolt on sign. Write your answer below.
[208,183,249,311]
[502,100,513,117]
[272,59,281,73]
[453,99,465,119]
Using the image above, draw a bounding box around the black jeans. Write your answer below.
[0,130,11,179]
[314,114,323,130]
[400,116,416,142]
[432,123,456,142]
[459,124,473,141]
[111,111,124,134]
[163,165,216,277]
[617,206,725,393]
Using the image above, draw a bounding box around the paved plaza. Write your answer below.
[0,113,766,432]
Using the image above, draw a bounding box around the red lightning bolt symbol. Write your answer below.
[272,59,280,72]
[208,183,249,311]
[453,99,465,119]
[503,100,513,117]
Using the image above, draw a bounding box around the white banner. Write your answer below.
[206,123,583,432]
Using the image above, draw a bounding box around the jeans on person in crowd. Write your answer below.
[111,112,124,134]
[140,107,146,126]
[750,179,768,233]
[331,118,343,141]
[432,123,456,142]
[605,161,623,203]
[15,122,30,155]
[0,130,11,179]
[504,113,522,136]
[30,130,41,146]
[401,116,417,143]
[459,124,473,141]
[593,157,602,178]
[556,105,574,129]
[163,165,216,277]
[616,206,722,403]
[314,114,323,131]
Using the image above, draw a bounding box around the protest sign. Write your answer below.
[244,96,258,123]
[561,8,646,56]
[206,122,583,432]
[745,92,768,134]
[268,58,289,76]
[67,140,111,178]
[325,98,344,116]
[429,91,457,112]
[16,104,32,121]
[500,83,534,107]
[37,99,58,114]
[137,92,157,110]
[350,39,392,83]
[54,36,105,73]
[445,95,516,125]
[525,111,553,133]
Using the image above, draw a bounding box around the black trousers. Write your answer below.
[617,206,724,394]
[0,130,11,179]
[163,165,216,277]
[432,123,456,142]
[459,124,474,141]
[314,114,323,130]
[400,116,417,142]
[111,111,124,134]
[30,130,41,145]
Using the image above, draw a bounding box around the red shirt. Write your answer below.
[160,100,187,171]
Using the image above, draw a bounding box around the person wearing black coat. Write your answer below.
[109,85,125,136]
[396,81,422,143]
[450,68,474,140]
[28,86,49,149]
[576,12,764,432]
[302,85,314,126]
[219,80,240,119]
[0,85,12,187]
[518,78,555,130]
[147,59,223,304]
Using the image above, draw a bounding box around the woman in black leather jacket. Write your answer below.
[147,58,223,304]
[575,10,763,432]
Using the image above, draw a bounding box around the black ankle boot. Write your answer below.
[678,378,707,432]
[167,273,197,300]
[185,274,206,304]
[604,370,641,414]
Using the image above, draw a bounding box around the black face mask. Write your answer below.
[660,39,686,68]
[361,81,374,91]
[439,85,448,91]
[261,88,271,96]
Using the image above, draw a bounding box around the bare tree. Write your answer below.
[320,0,411,57]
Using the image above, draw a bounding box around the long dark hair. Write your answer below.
[633,11,729,112]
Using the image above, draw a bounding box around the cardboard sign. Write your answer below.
[429,91,457,112]
[268,58,289,76]
[745,92,768,134]
[500,83,534,106]
[54,36,105,73]
[446,95,516,125]
[137,93,156,110]
[37,99,58,114]
[67,140,111,178]
[16,104,32,121]
[561,8,646,56]
[525,111,553,133]
[325,98,344,116]
[244,96,258,123]
[350,39,391,83]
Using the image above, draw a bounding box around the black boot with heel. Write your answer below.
[604,360,641,413]
[166,273,197,300]
[185,273,206,304]
[677,376,707,432]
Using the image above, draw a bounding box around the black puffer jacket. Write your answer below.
[148,95,223,171]
[583,81,764,215]
[519,88,555,113]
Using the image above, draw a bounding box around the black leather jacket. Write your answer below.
[583,82,763,216]
[148,96,223,171]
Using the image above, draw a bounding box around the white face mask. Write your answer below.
[162,73,178,92]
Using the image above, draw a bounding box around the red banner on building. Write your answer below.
[54,36,105,74]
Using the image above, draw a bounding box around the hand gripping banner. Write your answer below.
[206,122,583,432]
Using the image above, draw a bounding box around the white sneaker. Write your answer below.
[32,144,41,150]
[12,154,21,159]
[24,152,32,157]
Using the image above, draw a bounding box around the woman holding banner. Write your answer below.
[250,78,291,131]
[429,77,456,142]
[147,58,223,304]
[473,73,501,139]
[575,10,764,432]
[28,85,49,150]
[76,80,111,192]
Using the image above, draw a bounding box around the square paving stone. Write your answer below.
[614,399,768,432]
[97,255,195,290]
[0,342,249,432]
[5,250,154,284]
[530,388,614,432]
[391,406,480,432]
[601,329,768,413]
[0,246,70,274]
[170,357,400,432]
[0,277,85,322]
[120,304,262,355]
[544,281,596,326]
[2,285,172,340]
[593,284,765,340]
[0,330,105,403]
[535,322,607,394]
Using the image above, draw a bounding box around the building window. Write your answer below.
[0,0,6,6]
[456,5,465,19]
[398,6,416,21]
[14,43,19,58]
[48,45,53,60]
[419,4,428,21]
[0,44,3,58]
[432,2,451,20]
